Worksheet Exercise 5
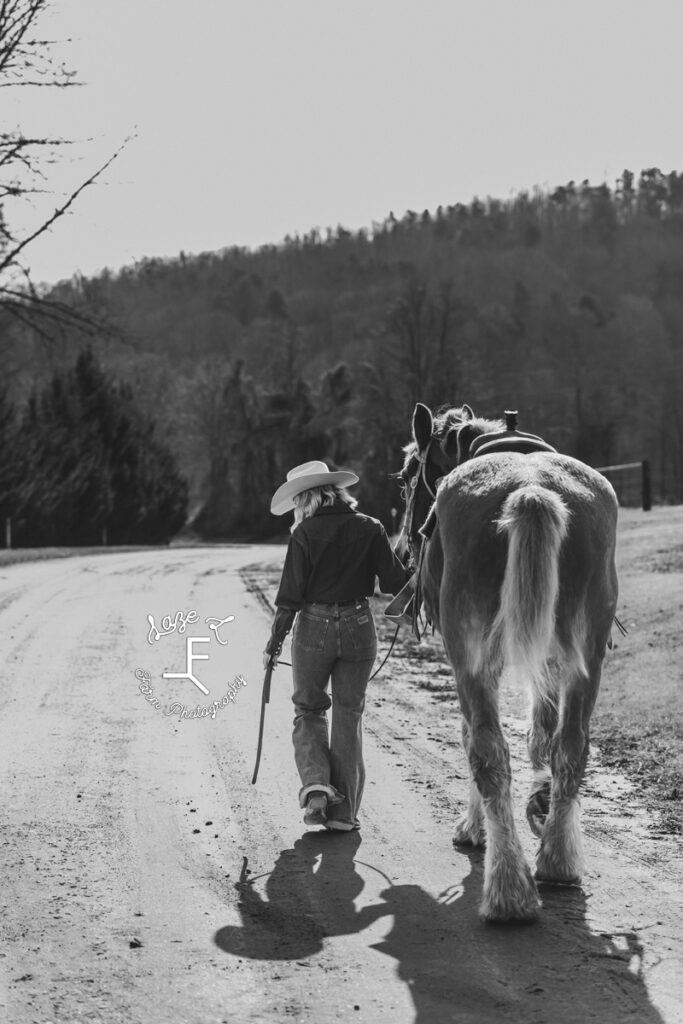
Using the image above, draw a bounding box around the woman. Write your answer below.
[264,460,410,831]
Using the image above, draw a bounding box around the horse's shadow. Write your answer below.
[214,841,665,1024]
[369,850,665,1024]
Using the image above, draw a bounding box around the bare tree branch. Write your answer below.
[0,0,130,337]
[0,138,129,276]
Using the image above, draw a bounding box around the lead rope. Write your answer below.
[369,623,400,681]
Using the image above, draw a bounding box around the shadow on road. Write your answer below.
[214,839,664,1023]
[369,849,664,1024]
[214,830,387,960]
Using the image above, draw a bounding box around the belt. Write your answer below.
[309,598,368,608]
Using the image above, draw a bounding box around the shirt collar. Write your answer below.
[313,501,354,517]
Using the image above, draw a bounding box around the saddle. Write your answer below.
[468,410,557,459]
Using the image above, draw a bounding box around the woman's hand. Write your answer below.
[263,650,278,669]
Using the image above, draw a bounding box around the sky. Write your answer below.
[6,0,683,285]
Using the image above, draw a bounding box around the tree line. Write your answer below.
[3,165,682,540]
[0,349,188,546]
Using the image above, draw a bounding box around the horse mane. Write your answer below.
[399,404,505,471]
[432,406,504,453]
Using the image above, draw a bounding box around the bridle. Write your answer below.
[399,438,442,569]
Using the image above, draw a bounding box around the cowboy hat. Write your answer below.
[270,460,359,515]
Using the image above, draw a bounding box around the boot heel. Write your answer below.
[303,793,328,826]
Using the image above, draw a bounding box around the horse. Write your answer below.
[397,402,619,922]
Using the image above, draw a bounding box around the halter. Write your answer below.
[400,438,441,567]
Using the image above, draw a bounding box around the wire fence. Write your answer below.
[594,460,651,510]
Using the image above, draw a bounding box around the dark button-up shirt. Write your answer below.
[265,501,410,655]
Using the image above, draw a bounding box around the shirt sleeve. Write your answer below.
[265,530,310,656]
[374,524,412,596]
[274,530,309,609]
[265,607,296,657]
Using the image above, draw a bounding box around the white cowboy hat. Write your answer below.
[270,460,359,515]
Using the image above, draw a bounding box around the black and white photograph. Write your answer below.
[1,1,681,1021]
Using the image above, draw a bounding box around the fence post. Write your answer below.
[5,517,10,549]
[641,460,651,512]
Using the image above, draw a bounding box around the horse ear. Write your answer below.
[462,404,474,421]
[412,403,433,451]
[455,423,479,463]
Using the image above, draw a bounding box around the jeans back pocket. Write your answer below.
[293,612,329,652]
[342,610,377,658]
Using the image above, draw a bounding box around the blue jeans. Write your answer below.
[291,599,377,829]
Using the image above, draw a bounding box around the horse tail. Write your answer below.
[491,485,570,694]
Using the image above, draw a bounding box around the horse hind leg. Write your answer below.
[457,671,540,922]
[535,661,601,885]
[453,717,486,847]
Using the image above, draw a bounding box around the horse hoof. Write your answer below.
[479,893,540,924]
[536,848,583,886]
[526,809,547,838]
[526,787,550,838]
[480,857,540,922]
[453,816,486,847]
[535,867,582,887]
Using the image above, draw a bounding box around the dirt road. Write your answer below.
[0,545,681,1024]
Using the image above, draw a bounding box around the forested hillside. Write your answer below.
[2,167,681,540]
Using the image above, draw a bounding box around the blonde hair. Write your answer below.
[291,485,358,532]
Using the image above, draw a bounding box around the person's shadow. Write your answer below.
[214,830,389,960]
[215,841,666,1024]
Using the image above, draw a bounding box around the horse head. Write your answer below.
[397,402,504,562]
